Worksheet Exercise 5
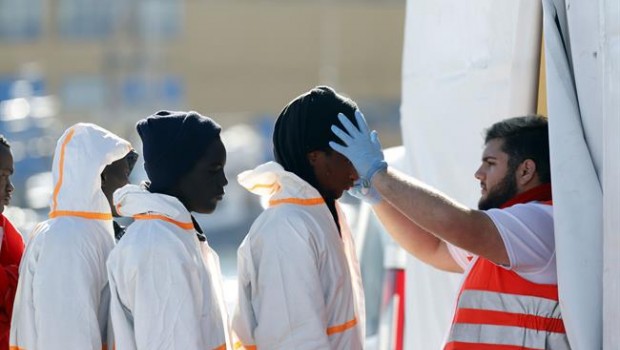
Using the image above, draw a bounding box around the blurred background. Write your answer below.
[0,0,405,344]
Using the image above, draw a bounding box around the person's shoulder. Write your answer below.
[244,205,320,247]
[485,202,554,236]
[119,220,189,249]
[32,218,112,246]
[112,224,192,266]
[504,201,553,218]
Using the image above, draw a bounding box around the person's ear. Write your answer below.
[517,159,537,185]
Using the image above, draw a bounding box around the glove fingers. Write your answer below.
[331,125,354,144]
[329,141,348,155]
[337,113,361,136]
[370,130,382,147]
[355,110,371,135]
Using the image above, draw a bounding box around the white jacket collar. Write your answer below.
[237,161,324,207]
[113,184,193,226]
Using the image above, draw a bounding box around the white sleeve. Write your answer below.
[231,243,258,348]
[32,238,107,350]
[240,215,331,350]
[447,243,475,271]
[485,203,555,274]
[122,244,207,350]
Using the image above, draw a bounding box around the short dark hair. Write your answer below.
[0,135,10,149]
[484,115,550,183]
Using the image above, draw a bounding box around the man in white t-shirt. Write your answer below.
[330,114,570,349]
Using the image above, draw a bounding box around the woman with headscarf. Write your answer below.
[106,111,231,350]
[232,86,366,350]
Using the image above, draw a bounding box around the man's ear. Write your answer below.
[517,159,537,186]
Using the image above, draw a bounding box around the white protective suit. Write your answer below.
[107,184,231,350]
[10,123,132,350]
[232,161,365,350]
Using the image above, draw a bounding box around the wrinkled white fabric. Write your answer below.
[232,162,365,350]
[107,184,231,350]
[10,123,132,350]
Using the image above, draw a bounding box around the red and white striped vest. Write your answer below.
[444,256,570,350]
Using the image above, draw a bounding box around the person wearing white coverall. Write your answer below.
[232,86,366,350]
[10,123,137,350]
[107,110,231,350]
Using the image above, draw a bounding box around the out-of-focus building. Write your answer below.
[0,0,405,144]
[0,0,405,253]
[1,2,407,339]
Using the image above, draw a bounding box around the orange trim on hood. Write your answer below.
[51,127,76,212]
[49,210,112,220]
[133,214,194,230]
[233,341,256,350]
[247,182,280,192]
[269,197,324,207]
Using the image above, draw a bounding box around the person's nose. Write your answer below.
[351,169,360,182]
[474,165,484,181]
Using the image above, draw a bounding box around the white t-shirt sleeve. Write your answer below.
[447,243,475,271]
[484,203,557,284]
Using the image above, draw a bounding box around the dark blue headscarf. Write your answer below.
[137,110,221,192]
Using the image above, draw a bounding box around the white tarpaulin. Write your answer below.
[400,0,543,348]
[543,0,619,348]
[602,1,620,348]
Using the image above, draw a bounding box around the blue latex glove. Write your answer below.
[348,180,382,205]
[329,110,387,187]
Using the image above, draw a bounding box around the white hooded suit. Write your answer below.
[10,123,132,350]
[106,184,231,350]
[232,162,365,350]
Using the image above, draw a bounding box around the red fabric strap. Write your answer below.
[454,308,566,333]
[500,183,552,209]
[445,342,543,350]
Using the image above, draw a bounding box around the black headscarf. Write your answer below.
[137,110,221,193]
[273,86,358,231]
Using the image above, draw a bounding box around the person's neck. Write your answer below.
[500,182,552,209]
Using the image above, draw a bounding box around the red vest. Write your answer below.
[0,214,24,350]
[444,256,569,349]
[445,185,570,350]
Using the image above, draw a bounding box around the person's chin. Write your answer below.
[332,189,346,200]
[196,202,218,214]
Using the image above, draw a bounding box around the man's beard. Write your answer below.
[478,172,518,210]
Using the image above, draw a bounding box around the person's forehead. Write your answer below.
[0,146,12,164]
[483,138,507,156]
[202,138,226,162]
[484,139,504,152]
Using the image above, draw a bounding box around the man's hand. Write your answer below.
[348,180,382,205]
[329,110,387,187]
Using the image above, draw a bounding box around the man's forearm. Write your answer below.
[373,200,462,272]
[372,167,508,265]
